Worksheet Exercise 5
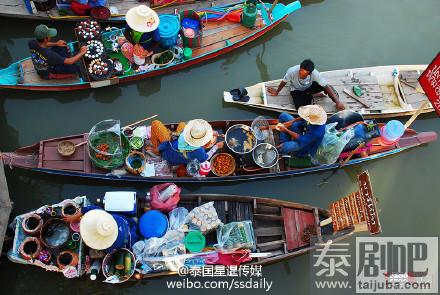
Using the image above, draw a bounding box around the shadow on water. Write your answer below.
[0,98,19,152]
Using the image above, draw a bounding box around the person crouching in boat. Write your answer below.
[268,59,345,112]
[276,105,327,158]
[149,119,224,166]
[28,24,87,80]
[123,5,161,58]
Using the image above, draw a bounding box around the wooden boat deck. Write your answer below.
[0,0,239,21]
[19,59,81,85]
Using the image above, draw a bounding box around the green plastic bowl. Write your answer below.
[184,231,206,253]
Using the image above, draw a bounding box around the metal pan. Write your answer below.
[225,124,257,154]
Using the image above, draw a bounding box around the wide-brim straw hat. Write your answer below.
[126,5,160,33]
[80,210,118,250]
[298,105,327,125]
[183,119,214,148]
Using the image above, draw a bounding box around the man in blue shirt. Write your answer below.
[276,105,327,157]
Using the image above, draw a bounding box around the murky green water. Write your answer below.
[0,0,439,294]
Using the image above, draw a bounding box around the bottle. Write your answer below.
[89,259,102,281]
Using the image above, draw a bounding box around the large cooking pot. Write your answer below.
[225,124,257,154]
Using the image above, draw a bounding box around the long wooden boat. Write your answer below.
[0,1,301,91]
[8,191,362,280]
[224,65,433,119]
[1,119,437,183]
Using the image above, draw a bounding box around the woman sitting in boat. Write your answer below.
[28,24,87,80]
[268,59,345,111]
[149,119,224,166]
[123,5,161,56]
[276,105,327,158]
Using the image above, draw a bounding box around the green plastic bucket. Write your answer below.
[184,231,206,253]
[242,3,257,28]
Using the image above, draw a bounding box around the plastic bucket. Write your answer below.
[184,231,206,253]
[379,120,404,145]
[158,15,180,48]
[139,210,168,238]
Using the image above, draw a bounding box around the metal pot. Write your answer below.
[252,143,279,168]
[225,124,257,154]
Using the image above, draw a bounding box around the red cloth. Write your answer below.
[70,1,91,16]
[205,250,252,266]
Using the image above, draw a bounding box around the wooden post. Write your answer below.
[404,100,430,129]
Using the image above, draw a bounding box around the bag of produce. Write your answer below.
[185,202,222,234]
[215,221,255,251]
[313,122,354,165]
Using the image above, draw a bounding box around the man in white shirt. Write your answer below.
[268,59,345,111]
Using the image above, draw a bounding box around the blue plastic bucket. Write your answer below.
[139,210,168,239]
[158,15,180,48]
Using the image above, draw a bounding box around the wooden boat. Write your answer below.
[0,1,301,91]
[137,192,358,279]
[224,65,434,119]
[9,188,372,280]
[1,119,437,183]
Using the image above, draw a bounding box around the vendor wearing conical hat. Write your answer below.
[123,5,160,53]
[154,119,224,166]
[276,105,327,157]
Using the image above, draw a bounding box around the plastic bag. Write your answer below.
[186,202,222,234]
[132,230,186,273]
[150,183,181,212]
[169,207,189,231]
[313,122,354,165]
[215,221,255,251]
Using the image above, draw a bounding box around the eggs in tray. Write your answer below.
[85,40,105,59]
[88,59,110,77]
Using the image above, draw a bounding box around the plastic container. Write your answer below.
[180,10,202,48]
[184,231,206,253]
[139,210,168,239]
[103,191,137,216]
[380,120,405,145]
[158,14,180,48]
[241,3,257,28]
[183,47,192,60]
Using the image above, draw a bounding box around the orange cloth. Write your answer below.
[150,120,186,154]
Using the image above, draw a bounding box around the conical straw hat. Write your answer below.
[80,210,118,250]
[126,5,160,33]
[298,105,327,125]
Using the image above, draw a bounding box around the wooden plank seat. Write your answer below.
[19,59,80,85]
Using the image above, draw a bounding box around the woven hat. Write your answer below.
[126,5,160,33]
[298,105,327,125]
[182,119,214,148]
[80,210,118,250]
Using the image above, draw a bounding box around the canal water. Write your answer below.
[0,0,439,294]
